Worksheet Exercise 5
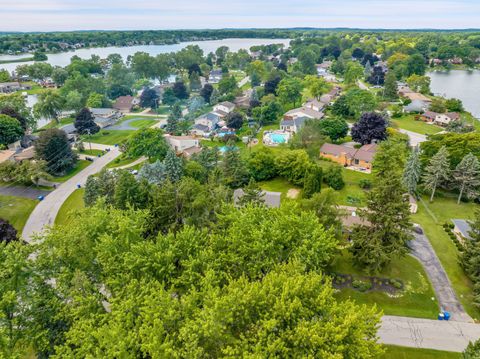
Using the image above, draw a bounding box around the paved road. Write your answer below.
[410,228,473,323]
[379,315,480,352]
[399,129,428,147]
[0,186,51,200]
[22,146,121,242]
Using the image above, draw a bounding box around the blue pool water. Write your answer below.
[269,133,288,143]
[219,146,237,153]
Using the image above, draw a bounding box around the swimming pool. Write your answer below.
[263,131,290,146]
[270,133,288,143]
[219,146,237,153]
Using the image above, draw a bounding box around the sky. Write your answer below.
[1,0,480,32]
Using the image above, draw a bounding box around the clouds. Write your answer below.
[1,0,479,31]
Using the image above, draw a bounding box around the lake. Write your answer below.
[428,69,480,119]
[0,38,290,73]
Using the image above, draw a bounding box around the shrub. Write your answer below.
[324,165,345,190]
[352,279,372,292]
[359,179,372,189]
[389,279,403,290]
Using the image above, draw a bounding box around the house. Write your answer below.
[0,150,15,164]
[420,111,439,123]
[13,146,35,162]
[164,135,202,157]
[284,106,324,120]
[316,61,332,76]
[320,143,377,172]
[190,124,211,137]
[280,116,307,134]
[192,112,221,136]
[404,99,430,113]
[113,96,139,113]
[303,98,325,112]
[89,108,122,128]
[434,112,460,126]
[209,69,223,84]
[452,219,473,242]
[402,92,431,103]
[0,82,22,93]
[152,83,173,100]
[213,101,235,115]
[233,189,281,208]
[320,87,341,104]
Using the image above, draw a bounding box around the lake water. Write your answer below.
[0,38,290,73]
[428,70,480,119]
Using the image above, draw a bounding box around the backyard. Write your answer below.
[0,195,37,232]
[391,115,443,135]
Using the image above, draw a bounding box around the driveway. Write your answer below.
[0,186,50,200]
[22,145,121,243]
[399,129,428,147]
[379,315,480,352]
[409,227,472,322]
[107,118,145,130]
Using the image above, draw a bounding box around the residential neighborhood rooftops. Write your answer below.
[284,106,324,119]
[452,219,473,241]
[0,150,15,164]
[280,116,307,128]
[217,101,235,111]
[320,143,378,163]
[113,96,137,111]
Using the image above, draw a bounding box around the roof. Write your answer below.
[404,99,429,112]
[422,111,439,120]
[0,150,15,163]
[446,112,460,121]
[452,219,473,240]
[210,69,223,76]
[90,108,116,116]
[60,123,76,134]
[193,124,210,132]
[304,98,325,109]
[183,146,203,157]
[13,146,35,161]
[403,92,431,102]
[113,96,135,110]
[320,143,377,163]
[280,116,307,129]
[217,101,236,110]
[233,189,281,208]
[341,215,370,228]
[285,106,324,119]
[206,112,221,122]
[0,82,21,87]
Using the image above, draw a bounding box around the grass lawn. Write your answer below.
[128,118,158,128]
[106,155,140,169]
[332,251,439,319]
[82,130,134,145]
[317,160,371,206]
[391,115,443,135]
[55,189,85,226]
[78,149,104,157]
[412,194,480,320]
[258,177,301,199]
[38,117,74,131]
[53,160,91,183]
[0,195,37,232]
[380,345,460,359]
[156,106,171,115]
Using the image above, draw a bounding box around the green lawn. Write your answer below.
[106,155,140,169]
[38,117,74,131]
[332,251,439,319]
[0,195,37,232]
[392,115,443,135]
[82,130,134,145]
[55,189,85,226]
[317,160,371,206]
[128,118,158,128]
[412,194,480,320]
[156,106,171,115]
[380,345,460,359]
[258,177,301,200]
[53,160,91,183]
[78,149,104,157]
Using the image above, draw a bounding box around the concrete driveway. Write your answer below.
[22,145,121,243]
[399,129,428,147]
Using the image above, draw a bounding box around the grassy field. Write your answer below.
[380,345,460,359]
[53,160,91,183]
[0,195,37,232]
[391,115,443,135]
[82,130,134,145]
[412,194,480,320]
[128,118,158,128]
[332,251,439,319]
[55,189,85,226]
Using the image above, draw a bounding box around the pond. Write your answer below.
[428,69,480,119]
[0,38,291,73]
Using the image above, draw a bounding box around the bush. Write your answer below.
[352,279,372,292]
[359,179,372,190]
[324,165,345,190]
[389,279,403,290]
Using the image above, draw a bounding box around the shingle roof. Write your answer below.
[320,143,377,163]
[233,189,281,208]
[217,101,235,110]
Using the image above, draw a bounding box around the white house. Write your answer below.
[213,101,236,115]
[280,117,307,134]
[192,112,221,136]
[434,112,460,126]
[89,108,122,128]
[284,106,324,120]
[303,98,325,112]
[164,135,201,157]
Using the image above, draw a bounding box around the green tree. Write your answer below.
[247,148,277,181]
[429,98,446,113]
[252,100,282,125]
[84,170,116,206]
[344,89,377,118]
[164,150,184,183]
[463,339,480,358]
[298,48,317,74]
[114,170,149,210]
[403,149,422,195]
[445,98,464,112]
[64,90,84,112]
[218,75,237,95]
[34,128,77,175]
[166,102,181,134]
[0,114,23,146]
[86,92,106,108]
[138,160,166,185]
[33,90,64,124]
[74,108,100,135]
[461,211,480,308]
[0,70,10,82]
[275,149,311,185]
[383,72,398,100]
[422,146,451,202]
[238,178,265,206]
[324,165,345,190]
[453,153,480,204]
[303,75,331,100]
[276,77,302,106]
[318,118,349,141]
[221,148,249,188]
[303,164,323,198]
[344,62,364,84]
[406,74,430,94]
[123,128,169,160]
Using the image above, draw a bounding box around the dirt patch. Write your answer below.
[287,189,300,199]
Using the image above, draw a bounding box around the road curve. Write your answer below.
[22,146,121,242]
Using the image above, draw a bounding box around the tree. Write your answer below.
[34,129,77,175]
[218,75,237,95]
[463,339,480,358]
[226,111,244,129]
[0,114,23,146]
[114,170,149,210]
[420,133,480,168]
[461,211,480,308]
[383,72,398,100]
[250,71,261,87]
[324,165,345,190]
[84,170,116,206]
[200,84,214,103]
[162,87,176,105]
[0,107,28,131]
[86,92,106,108]
[429,98,446,113]
[138,160,166,185]
[403,149,422,195]
[406,74,430,94]
[221,148,249,188]
[344,62,364,84]
[344,89,377,118]
[164,150,184,183]
[445,98,464,112]
[453,153,480,204]
[303,164,323,199]
[247,148,277,181]
[64,90,83,112]
[406,53,426,76]
[0,219,17,243]
[298,48,317,74]
[140,88,159,109]
[300,189,341,232]
[238,178,265,206]
[252,100,282,125]
[303,75,331,100]
[367,65,385,85]
[33,90,64,124]
[33,50,48,61]
[318,118,349,142]
[350,140,412,272]
[264,74,281,95]
[172,81,189,100]
[422,146,451,202]
[166,102,181,134]
[276,77,302,106]
[351,112,388,145]
[352,48,365,60]
[51,67,69,86]
[189,71,201,91]
[0,70,10,82]
[275,149,311,185]
[74,108,100,135]
[123,128,169,160]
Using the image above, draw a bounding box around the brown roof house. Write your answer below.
[320,143,377,173]
[113,96,140,113]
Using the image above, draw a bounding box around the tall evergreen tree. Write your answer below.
[74,108,100,135]
[422,146,451,202]
[221,148,249,188]
[403,149,422,195]
[303,164,323,199]
[166,102,182,134]
[453,153,480,204]
[138,160,166,185]
[238,178,265,206]
[460,210,480,307]
[164,150,184,183]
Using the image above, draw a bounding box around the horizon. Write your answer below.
[2,0,480,31]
